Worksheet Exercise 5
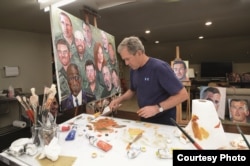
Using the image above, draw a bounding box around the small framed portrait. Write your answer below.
[200,86,226,120]
[228,98,250,123]
[171,60,189,81]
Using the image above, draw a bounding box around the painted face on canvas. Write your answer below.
[57,43,71,66]
[204,92,221,111]
[67,65,82,96]
[86,65,96,84]
[60,13,73,39]
[230,100,249,123]
[173,63,187,80]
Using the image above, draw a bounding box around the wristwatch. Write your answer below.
[157,103,164,113]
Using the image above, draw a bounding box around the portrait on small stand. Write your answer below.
[171,60,189,82]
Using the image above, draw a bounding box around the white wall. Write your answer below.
[0,29,52,95]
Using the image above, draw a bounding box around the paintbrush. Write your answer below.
[170,118,203,150]
[102,106,111,116]
[30,88,39,110]
[42,86,49,110]
[44,84,57,110]
[126,131,143,150]
[236,124,250,149]
[30,87,39,126]
[16,95,34,123]
[22,96,32,110]
[16,95,28,110]
[102,104,122,116]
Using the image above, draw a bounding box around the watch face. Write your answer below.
[159,107,164,112]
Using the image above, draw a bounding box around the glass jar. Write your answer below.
[31,125,41,147]
[40,125,58,146]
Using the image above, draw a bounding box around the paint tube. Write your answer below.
[65,125,77,141]
[86,133,112,152]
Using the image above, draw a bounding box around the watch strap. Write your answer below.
[157,103,164,112]
[157,103,161,108]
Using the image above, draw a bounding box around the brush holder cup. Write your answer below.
[40,125,58,146]
[31,125,41,147]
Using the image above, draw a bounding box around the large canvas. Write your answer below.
[200,86,226,119]
[50,7,120,112]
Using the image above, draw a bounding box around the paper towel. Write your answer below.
[184,99,229,149]
[13,120,27,128]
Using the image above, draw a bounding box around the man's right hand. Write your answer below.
[109,98,121,111]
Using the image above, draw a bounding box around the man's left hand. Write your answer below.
[137,105,159,118]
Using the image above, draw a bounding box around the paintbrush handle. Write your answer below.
[193,142,203,150]
[237,125,250,149]
[132,132,143,143]
[170,118,203,150]
[26,110,34,123]
[240,133,250,149]
[126,132,143,150]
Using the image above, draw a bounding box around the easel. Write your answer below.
[81,6,101,27]
[174,46,191,126]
